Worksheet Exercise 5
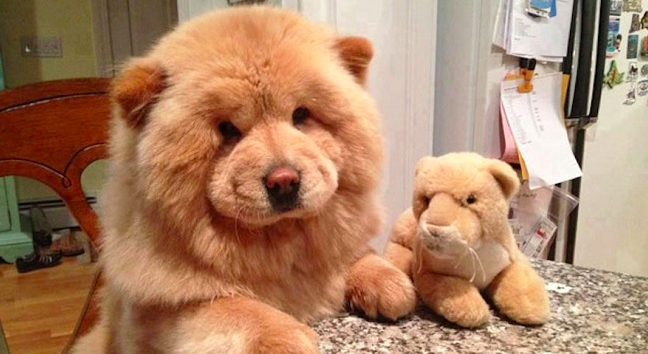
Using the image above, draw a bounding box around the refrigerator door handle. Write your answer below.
[570,0,597,119]
[589,0,611,120]
[563,0,580,119]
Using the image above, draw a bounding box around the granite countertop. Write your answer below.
[313,260,648,354]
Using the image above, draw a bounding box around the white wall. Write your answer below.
[575,3,648,277]
[177,0,437,252]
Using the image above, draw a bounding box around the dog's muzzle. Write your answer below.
[264,166,301,212]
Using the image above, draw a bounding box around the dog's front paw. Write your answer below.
[346,254,417,321]
[249,322,319,354]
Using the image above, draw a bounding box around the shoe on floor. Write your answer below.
[15,252,62,273]
[51,232,85,257]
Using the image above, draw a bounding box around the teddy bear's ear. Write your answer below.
[415,156,437,177]
[335,36,373,86]
[488,160,520,199]
[111,58,167,129]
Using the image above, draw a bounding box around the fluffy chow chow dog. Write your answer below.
[71,6,415,354]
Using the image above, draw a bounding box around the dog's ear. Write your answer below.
[488,160,520,200]
[111,58,166,128]
[335,36,373,86]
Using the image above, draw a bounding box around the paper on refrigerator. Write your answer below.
[500,73,582,189]
[509,0,574,58]
[499,102,520,163]
[493,0,510,49]
[493,0,574,62]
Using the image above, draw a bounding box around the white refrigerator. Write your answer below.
[434,0,648,277]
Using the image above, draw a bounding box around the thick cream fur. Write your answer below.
[72,7,415,354]
[384,152,549,328]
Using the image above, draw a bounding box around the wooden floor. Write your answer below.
[0,257,97,354]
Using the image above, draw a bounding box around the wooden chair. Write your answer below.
[0,78,111,353]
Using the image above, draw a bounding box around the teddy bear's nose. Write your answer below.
[426,193,459,227]
[264,166,300,212]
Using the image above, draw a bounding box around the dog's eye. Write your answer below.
[292,107,310,126]
[466,194,477,205]
[218,121,242,142]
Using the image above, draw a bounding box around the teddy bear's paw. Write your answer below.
[495,290,550,326]
[504,304,549,326]
[488,261,550,326]
[248,322,320,354]
[346,254,417,321]
[436,290,491,328]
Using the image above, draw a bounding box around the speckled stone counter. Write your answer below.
[313,260,648,353]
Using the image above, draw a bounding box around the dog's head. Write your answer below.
[109,7,383,229]
[411,153,519,258]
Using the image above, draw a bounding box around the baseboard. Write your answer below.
[18,196,98,231]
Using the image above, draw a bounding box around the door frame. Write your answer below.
[90,0,178,77]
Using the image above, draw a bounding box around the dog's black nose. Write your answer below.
[264,166,300,212]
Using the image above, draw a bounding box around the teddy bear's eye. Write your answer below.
[466,194,477,205]
[292,107,310,126]
[218,121,242,142]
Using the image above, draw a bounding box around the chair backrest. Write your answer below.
[0,78,112,352]
[0,78,112,244]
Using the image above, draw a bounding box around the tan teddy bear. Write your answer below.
[384,152,549,328]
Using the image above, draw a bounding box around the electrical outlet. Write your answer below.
[21,36,62,58]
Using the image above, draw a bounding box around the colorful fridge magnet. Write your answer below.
[631,14,641,33]
[623,0,642,13]
[628,34,639,59]
[642,11,648,29]
[641,36,648,58]
[607,32,619,57]
[641,64,648,76]
[637,79,648,96]
[608,20,622,57]
[604,60,625,88]
[617,33,623,51]
[611,0,623,15]
[605,17,622,58]
[628,62,639,82]
[527,0,554,18]
[609,16,621,33]
[624,82,637,105]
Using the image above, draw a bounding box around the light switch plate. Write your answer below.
[21,36,62,58]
